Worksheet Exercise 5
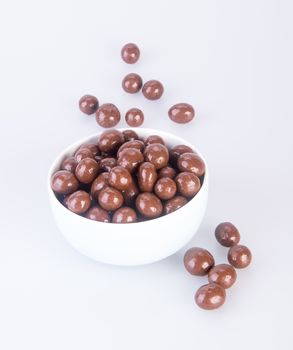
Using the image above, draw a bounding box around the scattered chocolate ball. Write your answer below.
[95,103,121,128]
[137,162,157,192]
[112,207,138,223]
[117,148,144,173]
[154,177,176,200]
[122,129,139,141]
[136,192,163,218]
[85,206,110,222]
[125,108,144,127]
[184,247,215,276]
[61,157,77,173]
[175,172,201,198]
[74,148,94,163]
[79,143,100,156]
[208,264,237,289]
[164,196,188,214]
[122,74,143,94]
[117,140,144,157]
[177,153,205,176]
[121,43,140,64]
[90,173,109,201]
[100,157,117,172]
[98,186,124,211]
[144,135,165,146]
[215,222,241,247]
[109,166,132,191]
[158,166,177,179]
[142,80,164,100]
[98,129,124,153]
[67,190,91,214]
[79,95,99,115]
[168,103,195,124]
[195,283,226,310]
[75,158,100,184]
[144,143,169,169]
[228,245,252,269]
[51,170,79,195]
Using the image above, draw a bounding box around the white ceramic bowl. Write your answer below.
[48,128,208,266]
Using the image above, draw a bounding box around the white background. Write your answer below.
[0,0,292,349]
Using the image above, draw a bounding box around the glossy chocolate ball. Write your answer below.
[112,207,138,223]
[175,172,201,198]
[137,162,157,192]
[109,166,132,191]
[98,129,124,153]
[208,264,237,289]
[117,148,144,173]
[122,129,139,141]
[74,148,94,163]
[67,190,91,214]
[100,157,117,172]
[85,206,110,222]
[75,158,100,184]
[136,193,163,219]
[90,173,109,201]
[144,135,165,146]
[195,283,226,310]
[122,180,139,206]
[144,143,169,169]
[169,144,194,166]
[142,80,164,100]
[122,74,143,94]
[51,170,79,195]
[125,108,144,126]
[79,143,100,156]
[79,95,99,115]
[228,245,252,269]
[95,103,121,128]
[168,103,195,124]
[61,157,77,173]
[117,140,144,157]
[154,177,177,200]
[215,222,241,247]
[158,166,176,179]
[177,153,205,176]
[98,186,124,211]
[121,43,140,64]
[184,247,215,276]
[164,196,187,214]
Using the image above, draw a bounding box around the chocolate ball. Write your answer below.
[117,148,144,173]
[112,207,138,223]
[125,108,144,127]
[51,170,79,195]
[169,144,194,166]
[144,143,169,169]
[90,173,109,201]
[158,166,176,179]
[109,166,132,191]
[122,74,143,94]
[117,140,144,157]
[208,264,237,289]
[98,129,124,153]
[67,190,91,214]
[228,245,252,269]
[79,143,100,156]
[98,186,124,211]
[122,129,139,141]
[122,180,139,206]
[215,222,241,247]
[79,95,99,115]
[74,148,94,163]
[121,43,140,64]
[95,103,121,128]
[61,157,77,173]
[137,162,157,192]
[195,283,226,310]
[175,172,201,198]
[154,177,177,200]
[85,206,110,222]
[177,153,205,176]
[142,80,164,100]
[184,247,215,276]
[62,195,70,207]
[144,135,165,146]
[100,157,117,172]
[164,196,187,214]
[168,103,195,124]
[75,158,100,184]
[136,193,163,219]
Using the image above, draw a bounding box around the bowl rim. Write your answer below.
[47,127,209,226]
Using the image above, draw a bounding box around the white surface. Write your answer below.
[48,129,208,266]
[0,0,292,349]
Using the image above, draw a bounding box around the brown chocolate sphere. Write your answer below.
[175,172,201,198]
[122,129,139,141]
[122,74,143,94]
[177,153,205,176]
[122,180,139,206]
[208,264,237,289]
[90,173,109,201]
[79,143,100,156]
[169,144,194,166]
[168,103,195,124]
[154,177,177,200]
[117,140,144,157]
[121,43,140,64]
[144,143,169,169]
[195,283,226,310]
[98,186,124,211]
[228,245,252,269]
[79,95,99,115]
[136,193,163,219]
[61,157,78,173]
[184,247,215,276]
[112,207,138,223]
[144,135,165,146]
[137,162,157,192]
[117,148,144,173]
[158,166,176,179]
[62,195,70,207]
[75,158,100,184]
[164,196,188,214]
[215,222,240,247]
[85,206,110,222]
[74,148,94,163]
[51,170,79,195]
[142,80,164,100]
[98,129,124,153]
[125,108,144,127]
[67,190,91,214]
[109,166,132,191]
[95,103,121,128]
[100,157,117,172]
